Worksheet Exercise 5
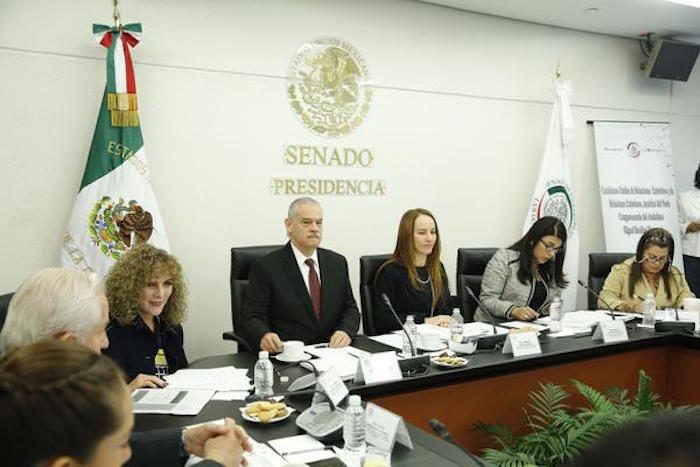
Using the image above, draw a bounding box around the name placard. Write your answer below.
[315,367,348,408]
[354,351,402,385]
[502,332,542,358]
[592,320,629,343]
[365,402,413,453]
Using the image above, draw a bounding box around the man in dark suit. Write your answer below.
[244,197,360,352]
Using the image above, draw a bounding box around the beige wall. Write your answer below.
[1,0,698,360]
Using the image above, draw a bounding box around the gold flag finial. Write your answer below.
[556,60,561,79]
[112,0,121,27]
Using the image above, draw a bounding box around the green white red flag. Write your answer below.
[61,23,169,278]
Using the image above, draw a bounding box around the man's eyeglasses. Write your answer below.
[643,255,668,264]
[539,240,561,253]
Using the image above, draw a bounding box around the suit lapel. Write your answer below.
[282,243,318,324]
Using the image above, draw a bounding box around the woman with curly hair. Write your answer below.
[104,243,189,381]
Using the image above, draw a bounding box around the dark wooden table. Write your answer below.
[135,324,699,460]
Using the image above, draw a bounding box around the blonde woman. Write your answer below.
[105,243,188,381]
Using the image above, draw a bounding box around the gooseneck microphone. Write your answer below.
[464,285,508,350]
[381,293,416,357]
[381,293,429,376]
[577,280,616,320]
[429,419,487,467]
[464,285,498,336]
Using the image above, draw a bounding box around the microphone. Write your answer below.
[429,419,487,467]
[381,293,416,356]
[577,280,615,320]
[381,293,429,377]
[463,285,508,351]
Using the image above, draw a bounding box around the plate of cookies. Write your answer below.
[240,400,294,424]
[431,354,468,369]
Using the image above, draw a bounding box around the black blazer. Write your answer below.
[243,242,360,350]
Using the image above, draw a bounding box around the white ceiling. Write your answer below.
[421,0,700,44]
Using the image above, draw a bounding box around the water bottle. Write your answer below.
[549,297,563,333]
[254,351,274,397]
[343,395,366,455]
[450,308,464,342]
[402,315,417,357]
[154,349,169,378]
[642,293,656,327]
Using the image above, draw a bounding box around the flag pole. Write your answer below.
[112,0,121,27]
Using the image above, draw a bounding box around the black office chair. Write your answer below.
[0,292,14,334]
[225,245,282,352]
[456,248,498,322]
[359,254,392,336]
[587,252,633,309]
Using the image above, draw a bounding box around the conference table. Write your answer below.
[134,322,700,463]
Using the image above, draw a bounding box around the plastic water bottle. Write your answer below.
[254,351,274,397]
[154,349,169,378]
[343,395,366,455]
[450,308,464,342]
[549,297,563,333]
[402,315,417,357]
[642,293,656,327]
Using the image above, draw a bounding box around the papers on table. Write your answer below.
[369,321,509,350]
[268,434,336,464]
[132,388,214,415]
[369,333,403,349]
[304,345,368,380]
[211,390,250,401]
[164,366,252,392]
[536,310,632,332]
[500,321,548,332]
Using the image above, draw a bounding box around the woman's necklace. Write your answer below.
[418,273,431,285]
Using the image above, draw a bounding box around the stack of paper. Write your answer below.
[304,345,368,380]
[132,388,215,415]
[268,434,336,464]
[165,366,253,401]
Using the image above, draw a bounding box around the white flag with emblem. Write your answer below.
[524,78,579,311]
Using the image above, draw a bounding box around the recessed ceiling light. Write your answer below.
[666,0,700,8]
[585,7,600,13]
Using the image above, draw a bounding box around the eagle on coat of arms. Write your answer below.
[88,196,153,259]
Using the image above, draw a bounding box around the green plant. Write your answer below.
[473,369,700,466]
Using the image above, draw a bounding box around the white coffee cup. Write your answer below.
[420,332,441,349]
[683,297,700,312]
[280,340,304,361]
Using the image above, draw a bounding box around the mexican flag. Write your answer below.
[523,78,579,311]
[61,23,169,278]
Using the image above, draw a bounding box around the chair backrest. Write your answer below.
[359,254,392,336]
[230,245,283,349]
[456,248,498,322]
[587,252,633,309]
[0,292,13,334]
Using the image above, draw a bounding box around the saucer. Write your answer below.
[417,342,448,352]
[273,353,312,363]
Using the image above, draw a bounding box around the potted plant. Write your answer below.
[474,369,700,466]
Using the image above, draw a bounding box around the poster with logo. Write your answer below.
[593,122,682,265]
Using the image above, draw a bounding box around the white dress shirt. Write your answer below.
[679,188,700,257]
[290,242,321,293]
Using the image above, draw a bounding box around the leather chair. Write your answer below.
[456,248,498,322]
[0,292,13,334]
[587,252,633,309]
[359,254,391,336]
[225,245,282,352]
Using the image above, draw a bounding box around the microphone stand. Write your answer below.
[464,285,508,351]
[381,293,430,377]
[577,280,616,320]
